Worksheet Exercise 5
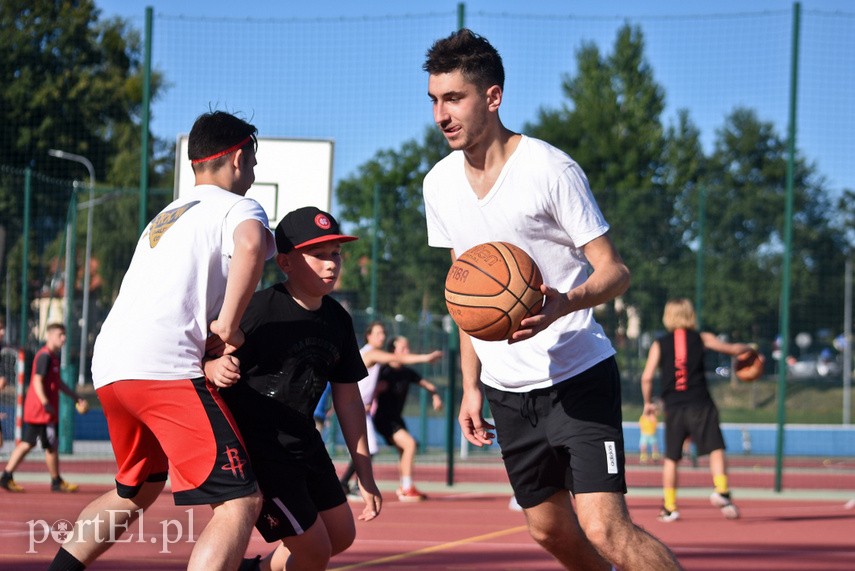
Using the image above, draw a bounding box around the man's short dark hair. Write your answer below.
[423,28,504,91]
[188,111,258,172]
[46,322,66,333]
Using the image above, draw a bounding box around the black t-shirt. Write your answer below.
[220,283,367,454]
[375,364,422,419]
[657,328,713,408]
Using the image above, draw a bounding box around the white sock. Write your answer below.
[401,476,413,490]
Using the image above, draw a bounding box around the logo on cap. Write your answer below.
[315,213,332,230]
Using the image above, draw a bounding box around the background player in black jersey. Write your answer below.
[640,298,756,523]
[207,206,382,571]
[375,335,443,501]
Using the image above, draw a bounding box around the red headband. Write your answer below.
[190,135,253,164]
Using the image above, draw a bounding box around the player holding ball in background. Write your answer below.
[641,298,758,523]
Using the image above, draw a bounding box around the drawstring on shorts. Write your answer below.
[519,391,539,427]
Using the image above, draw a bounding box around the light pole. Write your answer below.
[48,149,94,386]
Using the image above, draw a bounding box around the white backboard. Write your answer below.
[174,136,334,227]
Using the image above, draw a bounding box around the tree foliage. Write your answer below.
[527,25,683,332]
[0,0,167,318]
[336,127,451,322]
[0,1,163,180]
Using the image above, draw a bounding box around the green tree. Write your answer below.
[0,1,163,179]
[659,109,710,307]
[697,108,846,344]
[0,0,166,314]
[336,127,451,321]
[527,24,681,332]
[524,23,848,351]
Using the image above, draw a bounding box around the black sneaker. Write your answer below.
[51,479,79,493]
[0,473,25,492]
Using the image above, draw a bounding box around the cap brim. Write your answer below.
[291,234,359,250]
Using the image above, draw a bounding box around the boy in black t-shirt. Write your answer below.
[207,206,381,571]
[375,336,442,501]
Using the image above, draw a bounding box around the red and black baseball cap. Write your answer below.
[275,206,358,253]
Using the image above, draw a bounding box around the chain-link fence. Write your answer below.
[0,7,853,479]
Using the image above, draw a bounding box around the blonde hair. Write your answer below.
[662,298,697,331]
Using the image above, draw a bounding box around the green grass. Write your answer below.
[621,375,853,425]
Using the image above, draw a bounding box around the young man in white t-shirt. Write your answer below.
[423,29,682,570]
[48,111,275,571]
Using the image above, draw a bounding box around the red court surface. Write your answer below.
[2,482,854,570]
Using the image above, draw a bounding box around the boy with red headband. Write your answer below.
[48,111,276,571]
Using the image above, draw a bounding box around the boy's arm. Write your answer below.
[418,378,443,411]
[202,355,242,388]
[57,379,83,402]
[640,341,660,416]
[700,331,754,357]
[30,374,52,414]
[363,348,442,368]
[403,350,443,365]
[211,219,269,349]
[331,382,382,520]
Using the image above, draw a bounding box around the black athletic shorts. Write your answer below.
[373,413,408,445]
[21,422,57,452]
[252,431,347,542]
[484,357,627,509]
[663,401,726,461]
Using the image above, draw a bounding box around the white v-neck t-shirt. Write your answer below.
[424,135,616,392]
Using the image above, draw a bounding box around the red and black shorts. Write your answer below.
[97,377,257,505]
[485,357,627,509]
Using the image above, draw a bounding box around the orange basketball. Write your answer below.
[735,350,765,382]
[444,242,544,341]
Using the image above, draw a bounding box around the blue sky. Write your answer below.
[95,1,854,208]
[97,1,851,20]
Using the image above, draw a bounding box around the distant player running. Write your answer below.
[1,323,85,493]
[375,335,443,501]
[339,322,441,499]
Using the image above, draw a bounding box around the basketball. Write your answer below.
[444,241,544,341]
[735,350,765,382]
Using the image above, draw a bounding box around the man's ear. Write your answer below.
[276,252,290,272]
[232,148,245,171]
[486,84,503,112]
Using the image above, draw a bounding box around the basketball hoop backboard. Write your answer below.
[174,136,334,227]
